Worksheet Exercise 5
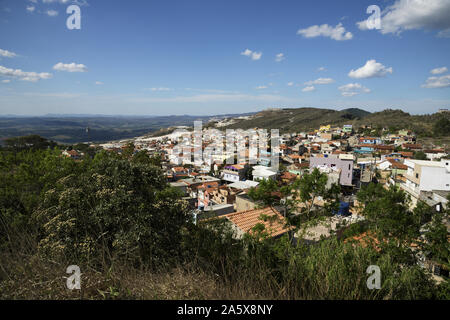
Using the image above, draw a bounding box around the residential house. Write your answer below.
[235,193,258,212]
[222,164,248,183]
[342,125,353,134]
[62,149,81,160]
[401,159,450,207]
[221,207,294,240]
[197,181,220,209]
[424,149,447,161]
[310,154,354,186]
[252,165,277,181]
[359,137,382,145]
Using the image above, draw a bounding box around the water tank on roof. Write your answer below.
[334,201,350,216]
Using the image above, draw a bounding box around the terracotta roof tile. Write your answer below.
[223,207,293,238]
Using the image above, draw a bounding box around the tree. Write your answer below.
[422,214,449,270]
[4,135,57,152]
[291,168,340,218]
[248,178,280,207]
[433,116,450,137]
[33,151,189,267]
[414,151,427,160]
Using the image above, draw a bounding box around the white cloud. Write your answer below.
[0,48,17,58]
[95,81,104,85]
[23,92,82,98]
[357,0,450,36]
[46,10,58,16]
[256,85,268,90]
[275,53,285,62]
[430,67,448,75]
[338,83,371,97]
[318,67,326,72]
[1,79,11,83]
[305,78,335,85]
[42,0,70,3]
[42,0,89,5]
[0,65,52,82]
[302,86,316,92]
[148,87,172,91]
[297,23,353,41]
[53,62,88,72]
[26,5,35,13]
[348,60,393,79]
[287,82,294,87]
[422,75,450,88]
[241,48,262,60]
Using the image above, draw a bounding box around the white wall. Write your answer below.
[419,166,450,192]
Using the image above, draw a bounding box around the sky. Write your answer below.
[0,0,450,116]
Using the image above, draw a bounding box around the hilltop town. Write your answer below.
[54,117,449,282]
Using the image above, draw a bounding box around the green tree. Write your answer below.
[414,151,427,160]
[433,116,450,137]
[33,151,189,267]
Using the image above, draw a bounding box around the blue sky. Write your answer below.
[0,0,450,116]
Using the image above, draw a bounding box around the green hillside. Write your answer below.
[222,107,450,138]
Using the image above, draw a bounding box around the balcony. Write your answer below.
[399,182,420,199]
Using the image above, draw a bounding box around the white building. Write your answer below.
[401,159,450,207]
[252,165,277,181]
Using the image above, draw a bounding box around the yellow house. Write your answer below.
[319,125,331,132]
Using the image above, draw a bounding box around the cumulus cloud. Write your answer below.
[26,5,35,13]
[0,49,17,58]
[95,81,104,85]
[275,53,285,62]
[422,75,450,88]
[302,86,316,92]
[348,60,393,79]
[287,82,294,87]
[256,85,268,90]
[430,67,448,75]
[338,83,371,97]
[357,0,450,36]
[0,65,52,82]
[318,67,326,72]
[305,78,335,85]
[297,23,353,41]
[53,62,88,72]
[241,49,262,60]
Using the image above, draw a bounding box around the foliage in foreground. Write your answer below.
[0,139,448,299]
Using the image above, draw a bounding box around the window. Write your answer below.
[416,173,419,179]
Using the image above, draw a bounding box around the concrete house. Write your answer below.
[310,154,354,186]
[401,159,450,207]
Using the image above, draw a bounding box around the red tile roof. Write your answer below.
[223,207,293,238]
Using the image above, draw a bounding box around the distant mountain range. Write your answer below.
[0,113,255,144]
[0,108,448,144]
